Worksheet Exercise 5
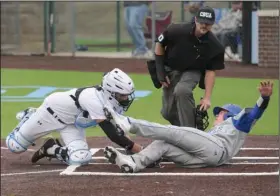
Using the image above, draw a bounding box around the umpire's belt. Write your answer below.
[46,107,66,124]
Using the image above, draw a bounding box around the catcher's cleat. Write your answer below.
[104,146,136,173]
[103,107,132,134]
[55,138,63,147]
[45,138,63,161]
[16,107,37,121]
[31,137,57,163]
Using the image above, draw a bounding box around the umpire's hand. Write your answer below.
[160,76,170,88]
[199,97,211,111]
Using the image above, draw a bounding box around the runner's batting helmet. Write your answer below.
[213,104,242,120]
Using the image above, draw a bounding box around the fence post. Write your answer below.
[181,2,185,22]
[151,1,156,53]
[116,1,121,52]
[242,2,253,64]
[15,2,21,50]
[70,2,76,56]
[49,1,56,53]
[44,1,50,55]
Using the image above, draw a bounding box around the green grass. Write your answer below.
[1,68,279,139]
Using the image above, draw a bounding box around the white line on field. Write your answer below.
[90,148,100,155]
[60,148,101,175]
[60,171,279,177]
[60,165,79,175]
[240,148,279,151]
[88,162,279,165]
[1,169,64,177]
[1,146,35,152]
[232,157,279,160]
[91,156,279,160]
[90,147,279,152]
[1,147,278,154]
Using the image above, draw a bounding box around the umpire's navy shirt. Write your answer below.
[157,23,225,72]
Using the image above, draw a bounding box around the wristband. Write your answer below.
[257,96,270,110]
[155,54,166,81]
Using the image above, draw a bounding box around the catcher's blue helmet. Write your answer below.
[213,104,242,120]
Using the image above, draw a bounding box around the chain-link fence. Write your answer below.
[1,2,45,54]
[1,2,20,53]
[1,1,278,62]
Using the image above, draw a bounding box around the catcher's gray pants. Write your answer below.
[128,118,225,172]
[161,70,201,127]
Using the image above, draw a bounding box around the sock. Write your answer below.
[46,144,60,155]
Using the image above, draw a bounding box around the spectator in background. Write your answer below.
[211,1,242,59]
[124,1,151,58]
[184,1,205,23]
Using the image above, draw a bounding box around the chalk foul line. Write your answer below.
[89,147,279,153]
[1,169,64,177]
[89,156,279,160]
[60,165,79,175]
[60,171,279,177]
[2,146,279,177]
[88,162,279,165]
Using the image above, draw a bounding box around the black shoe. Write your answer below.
[146,157,164,168]
[55,138,63,147]
[31,138,57,163]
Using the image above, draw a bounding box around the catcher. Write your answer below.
[103,80,273,173]
[5,68,143,166]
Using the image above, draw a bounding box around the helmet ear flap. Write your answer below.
[223,112,234,120]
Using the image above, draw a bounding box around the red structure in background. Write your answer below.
[144,10,173,40]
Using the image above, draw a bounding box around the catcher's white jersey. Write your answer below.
[44,87,124,124]
[8,86,124,152]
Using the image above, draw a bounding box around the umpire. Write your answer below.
[151,6,225,127]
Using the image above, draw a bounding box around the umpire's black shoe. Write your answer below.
[31,138,57,163]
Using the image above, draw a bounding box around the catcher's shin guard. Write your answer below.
[56,140,91,166]
[195,104,209,131]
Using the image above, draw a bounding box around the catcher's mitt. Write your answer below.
[195,104,209,131]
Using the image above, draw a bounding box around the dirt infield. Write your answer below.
[1,136,279,196]
[1,55,279,196]
[1,55,279,79]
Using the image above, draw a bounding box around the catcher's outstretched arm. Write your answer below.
[98,120,135,150]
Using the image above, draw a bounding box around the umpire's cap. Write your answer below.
[213,104,242,119]
[196,6,216,25]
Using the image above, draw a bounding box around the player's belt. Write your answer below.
[46,107,66,124]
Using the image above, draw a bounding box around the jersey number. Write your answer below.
[158,34,164,42]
